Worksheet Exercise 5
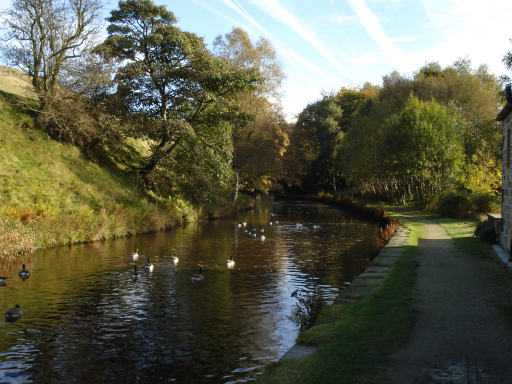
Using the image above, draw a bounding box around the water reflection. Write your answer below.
[0,200,380,383]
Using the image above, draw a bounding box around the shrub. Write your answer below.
[435,192,495,218]
[474,220,497,243]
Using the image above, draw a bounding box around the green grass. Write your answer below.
[0,92,198,259]
[434,217,491,259]
[256,212,423,384]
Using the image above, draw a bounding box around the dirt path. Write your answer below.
[387,219,512,383]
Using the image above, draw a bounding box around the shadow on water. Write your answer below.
[0,199,381,383]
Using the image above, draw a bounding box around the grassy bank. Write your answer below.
[0,91,253,259]
[256,211,423,384]
[0,91,192,259]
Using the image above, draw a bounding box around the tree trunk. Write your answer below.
[233,171,239,201]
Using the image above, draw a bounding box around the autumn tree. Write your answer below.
[213,28,289,195]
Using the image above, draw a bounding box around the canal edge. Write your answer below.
[279,225,411,362]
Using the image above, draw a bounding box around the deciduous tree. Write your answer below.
[1,0,101,106]
[97,0,259,202]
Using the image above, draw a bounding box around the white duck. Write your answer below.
[171,253,179,264]
[128,249,139,260]
[226,256,235,269]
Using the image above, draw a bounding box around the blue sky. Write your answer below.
[2,0,511,121]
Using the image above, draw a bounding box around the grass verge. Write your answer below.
[256,211,423,384]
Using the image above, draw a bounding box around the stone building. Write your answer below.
[498,84,512,257]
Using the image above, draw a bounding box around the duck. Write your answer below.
[275,220,279,226]
[260,235,266,241]
[237,222,242,228]
[259,227,264,234]
[226,256,235,269]
[242,221,247,228]
[5,305,22,322]
[131,265,139,279]
[144,258,154,272]
[296,222,303,228]
[269,221,273,226]
[191,266,205,282]
[18,264,30,280]
[312,224,320,230]
[128,249,139,260]
[0,277,6,286]
[171,253,179,264]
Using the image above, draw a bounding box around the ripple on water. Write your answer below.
[0,200,380,383]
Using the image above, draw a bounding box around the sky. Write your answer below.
[1,0,512,121]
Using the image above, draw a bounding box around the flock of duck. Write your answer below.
[2,264,30,322]
[2,217,321,323]
[126,249,205,282]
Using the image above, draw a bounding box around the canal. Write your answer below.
[0,199,381,383]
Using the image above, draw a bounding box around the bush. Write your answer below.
[474,220,497,243]
[435,192,495,218]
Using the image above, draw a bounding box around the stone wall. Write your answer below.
[501,110,512,255]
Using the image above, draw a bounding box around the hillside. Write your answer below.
[0,65,36,99]
[0,68,193,259]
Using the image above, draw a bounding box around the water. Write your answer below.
[0,200,380,383]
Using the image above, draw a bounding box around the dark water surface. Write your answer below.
[0,200,380,383]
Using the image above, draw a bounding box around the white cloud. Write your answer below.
[390,36,417,43]
[347,0,401,64]
[247,0,349,76]
[328,13,358,25]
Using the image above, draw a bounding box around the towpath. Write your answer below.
[387,218,512,383]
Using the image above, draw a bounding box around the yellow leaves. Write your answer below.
[463,149,502,195]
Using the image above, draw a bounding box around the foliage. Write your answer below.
[0,0,101,105]
[288,285,325,332]
[96,1,260,204]
[462,149,502,195]
[285,95,343,191]
[474,220,497,243]
[433,192,494,218]
[503,38,512,84]
[335,61,503,204]
[214,28,289,194]
[343,96,465,205]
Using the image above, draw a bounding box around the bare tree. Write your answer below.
[1,0,102,107]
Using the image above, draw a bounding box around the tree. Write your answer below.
[97,0,259,201]
[380,96,464,204]
[213,28,288,194]
[286,96,343,192]
[1,0,101,107]
[503,38,512,85]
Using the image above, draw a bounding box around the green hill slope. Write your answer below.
[0,91,192,259]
